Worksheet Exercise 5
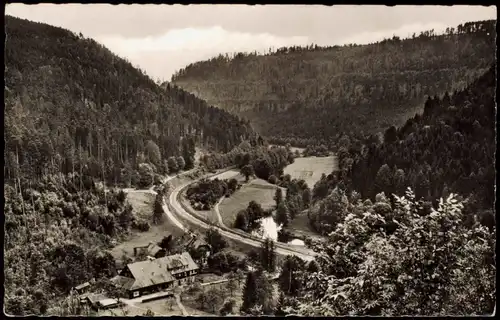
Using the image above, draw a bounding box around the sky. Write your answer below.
[5,4,497,82]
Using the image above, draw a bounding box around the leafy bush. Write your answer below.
[268,175,278,184]
[132,219,150,232]
[287,189,496,316]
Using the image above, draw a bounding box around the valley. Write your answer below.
[3,5,496,318]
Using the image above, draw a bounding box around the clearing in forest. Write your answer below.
[209,169,242,181]
[110,189,185,264]
[283,156,338,188]
[219,179,282,227]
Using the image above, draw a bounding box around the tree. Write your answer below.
[393,168,406,195]
[235,269,245,287]
[260,238,277,273]
[234,210,249,231]
[55,292,94,316]
[205,286,226,313]
[143,309,154,316]
[96,278,127,304]
[51,243,88,292]
[227,178,238,193]
[152,191,164,225]
[279,255,305,296]
[302,188,312,208]
[247,304,264,316]
[88,250,117,279]
[306,260,319,273]
[227,273,239,297]
[181,137,196,170]
[176,156,186,171]
[118,204,134,230]
[374,164,393,196]
[195,289,209,310]
[220,298,237,315]
[241,164,254,182]
[167,156,179,173]
[241,271,259,313]
[137,163,154,188]
[159,234,173,250]
[415,170,431,200]
[289,189,495,316]
[268,175,278,184]
[274,188,283,207]
[145,140,161,166]
[186,281,203,296]
[384,125,398,144]
[309,186,350,235]
[205,228,227,254]
[253,268,275,314]
[275,203,290,227]
[207,251,244,274]
[275,292,288,316]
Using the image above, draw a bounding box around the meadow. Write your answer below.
[283,156,338,188]
[219,179,283,227]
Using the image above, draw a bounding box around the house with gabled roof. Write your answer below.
[133,241,167,259]
[110,251,199,299]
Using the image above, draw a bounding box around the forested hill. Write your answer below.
[4,16,255,185]
[306,64,496,236]
[349,63,496,226]
[171,20,496,146]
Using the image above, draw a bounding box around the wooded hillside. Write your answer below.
[3,16,256,316]
[279,65,496,317]
[4,16,255,187]
[171,20,496,145]
[309,64,496,236]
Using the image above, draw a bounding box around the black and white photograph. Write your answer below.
[3,3,497,316]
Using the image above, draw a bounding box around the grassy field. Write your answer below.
[181,277,245,315]
[181,279,280,316]
[209,169,242,181]
[283,156,338,188]
[180,195,220,225]
[99,297,182,316]
[110,188,186,265]
[219,179,282,227]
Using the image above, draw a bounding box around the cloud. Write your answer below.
[95,27,311,81]
[6,4,496,81]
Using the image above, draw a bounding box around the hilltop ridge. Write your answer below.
[171,20,496,146]
[4,16,256,185]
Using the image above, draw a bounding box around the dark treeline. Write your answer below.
[4,16,254,188]
[186,178,240,210]
[200,139,293,182]
[172,20,496,143]
[309,64,496,234]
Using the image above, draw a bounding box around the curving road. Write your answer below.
[162,169,318,262]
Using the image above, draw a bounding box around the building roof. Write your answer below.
[74,282,91,291]
[192,238,210,249]
[122,252,199,291]
[126,258,176,290]
[86,294,108,304]
[147,243,164,256]
[164,252,199,274]
[99,298,119,307]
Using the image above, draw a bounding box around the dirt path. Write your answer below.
[167,170,318,261]
[175,294,189,316]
